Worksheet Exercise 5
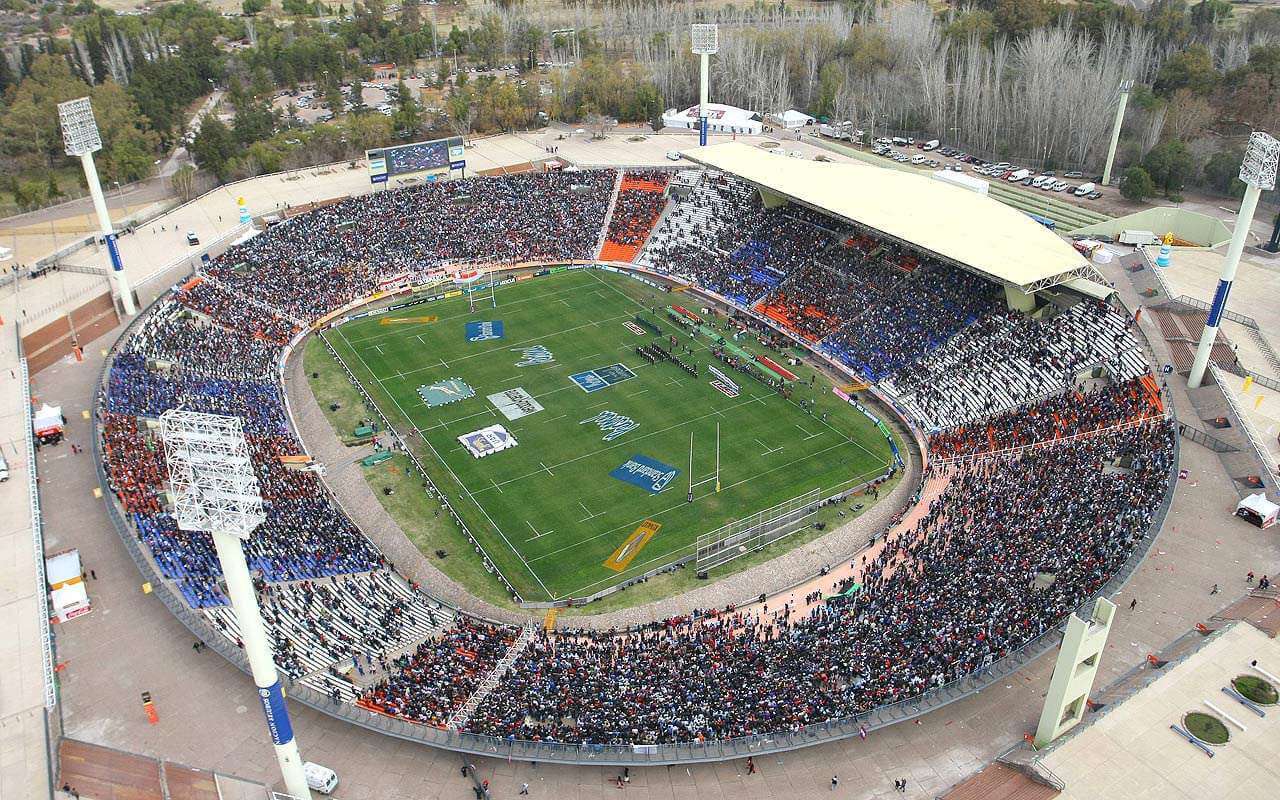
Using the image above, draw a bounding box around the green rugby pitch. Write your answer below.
[324,268,896,602]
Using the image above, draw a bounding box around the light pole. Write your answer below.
[1187,131,1279,389]
[1101,80,1133,186]
[160,410,313,800]
[57,97,136,315]
[691,24,718,147]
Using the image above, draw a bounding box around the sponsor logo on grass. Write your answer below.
[710,379,739,398]
[580,410,639,442]
[512,344,554,366]
[379,315,438,325]
[569,363,636,393]
[457,424,518,458]
[418,378,475,408]
[708,365,740,394]
[487,387,544,421]
[465,320,504,342]
[610,454,679,494]
[623,321,647,336]
[603,520,662,572]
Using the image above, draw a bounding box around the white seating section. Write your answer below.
[887,300,1147,431]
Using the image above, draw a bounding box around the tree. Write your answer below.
[1142,139,1196,194]
[189,115,238,182]
[1120,165,1156,202]
[242,0,267,15]
[992,0,1052,38]
[1153,45,1219,97]
[1202,149,1244,198]
[393,78,419,134]
[347,82,367,115]
[170,163,197,202]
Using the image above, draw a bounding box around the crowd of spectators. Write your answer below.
[447,421,1174,744]
[601,170,672,255]
[927,376,1163,459]
[93,166,1178,748]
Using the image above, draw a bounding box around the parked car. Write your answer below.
[1064,170,1084,179]
[1052,181,1068,191]
[665,151,682,161]
[1087,191,1103,199]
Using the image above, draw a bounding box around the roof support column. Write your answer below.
[1004,284,1036,313]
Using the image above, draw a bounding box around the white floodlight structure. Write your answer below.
[160,410,312,800]
[1101,79,1133,186]
[1188,131,1279,389]
[691,24,719,147]
[58,97,136,315]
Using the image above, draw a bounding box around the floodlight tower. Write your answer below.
[57,97,136,316]
[1101,80,1133,187]
[1188,131,1279,389]
[691,24,719,147]
[160,410,312,800]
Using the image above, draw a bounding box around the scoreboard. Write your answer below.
[367,136,466,184]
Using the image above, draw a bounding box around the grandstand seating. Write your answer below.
[94,167,1175,749]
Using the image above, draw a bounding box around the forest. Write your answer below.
[0,0,1277,210]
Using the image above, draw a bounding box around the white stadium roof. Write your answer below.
[681,142,1098,293]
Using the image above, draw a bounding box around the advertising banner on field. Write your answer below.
[603,520,662,571]
[465,320,505,342]
[457,424,518,458]
[610,454,679,494]
[487,388,544,421]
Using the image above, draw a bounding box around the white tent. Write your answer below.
[33,403,63,436]
[1236,493,1278,528]
[772,109,815,130]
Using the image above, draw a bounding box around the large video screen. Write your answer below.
[384,140,449,176]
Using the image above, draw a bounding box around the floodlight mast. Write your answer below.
[1101,80,1133,186]
[1187,131,1279,389]
[159,410,312,800]
[57,97,136,315]
[691,24,718,147]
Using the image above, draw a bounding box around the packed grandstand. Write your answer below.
[95,164,1176,750]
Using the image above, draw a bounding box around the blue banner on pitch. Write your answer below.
[465,320,504,342]
[610,454,680,494]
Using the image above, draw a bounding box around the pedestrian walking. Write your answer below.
[746,756,756,774]
[899,777,908,793]
[1247,571,1255,584]
[831,775,838,790]
[1129,597,1137,610]
[520,783,529,795]
[1210,583,1219,595]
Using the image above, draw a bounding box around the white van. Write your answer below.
[0,453,8,482]
[304,762,338,794]
[1073,182,1097,197]
[922,139,940,151]
[909,154,926,165]
[1007,168,1032,182]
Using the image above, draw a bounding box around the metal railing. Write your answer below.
[87,256,1183,765]
[1208,361,1278,492]
[1178,423,1239,453]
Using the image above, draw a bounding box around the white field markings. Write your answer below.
[526,520,555,541]
[539,461,555,477]
[490,478,504,494]
[472,389,791,497]
[341,275,599,346]
[755,437,785,456]
[533,437,880,577]
[336,324,555,598]
[577,501,605,523]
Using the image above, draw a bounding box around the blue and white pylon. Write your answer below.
[238,195,251,224]
[1155,233,1172,267]
[1188,131,1279,389]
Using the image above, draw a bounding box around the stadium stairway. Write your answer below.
[593,169,625,259]
[446,624,538,731]
[599,173,672,263]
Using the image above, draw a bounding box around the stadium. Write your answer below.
[17,127,1280,800]
[82,135,1180,758]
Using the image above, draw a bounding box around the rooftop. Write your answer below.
[681,141,1098,293]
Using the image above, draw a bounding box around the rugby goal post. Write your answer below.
[694,487,822,571]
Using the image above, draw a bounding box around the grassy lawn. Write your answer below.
[1233,675,1279,705]
[314,267,900,606]
[1183,712,1229,745]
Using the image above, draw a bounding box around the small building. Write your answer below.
[661,103,763,136]
[371,63,399,80]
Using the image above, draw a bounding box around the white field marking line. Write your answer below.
[490,478,504,494]
[795,424,813,437]
[474,391,782,497]
[342,277,596,346]
[540,461,555,477]
[577,501,605,523]
[560,298,572,307]
[627,388,650,397]
[418,432,554,598]
[586,400,610,410]
[339,324,548,594]
[803,430,823,441]
[532,438,864,569]
[543,413,568,423]
[373,344,384,354]
[525,520,555,540]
